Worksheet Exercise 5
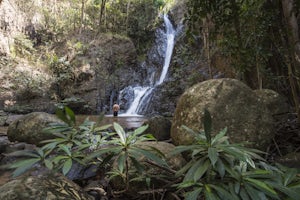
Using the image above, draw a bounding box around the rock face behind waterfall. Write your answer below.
[171,78,274,150]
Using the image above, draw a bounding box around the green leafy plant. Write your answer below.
[7,106,111,177]
[85,122,168,192]
[172,109,300,200]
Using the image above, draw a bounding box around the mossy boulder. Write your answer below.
[254,89,290,120]
[143,115,171,141]
[171,78,274,150]
[0,172,93,200]
[7,112,64,145]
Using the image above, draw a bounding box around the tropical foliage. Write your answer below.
[172,109,300,200]
[185,0,300,121]
[7,106,111,177]
[7,106,168,194]
[85,121,168,192]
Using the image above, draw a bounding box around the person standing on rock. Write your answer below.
[113,103,120,117]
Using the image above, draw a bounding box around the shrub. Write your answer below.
[85,122,168,193]
[172,109,300,200]
[7,106,110,177]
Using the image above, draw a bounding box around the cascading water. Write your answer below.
[120,14,176,115]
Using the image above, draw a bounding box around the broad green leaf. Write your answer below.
[64,106,76,125]
[283,168,297,186]
[205,184,220,200]
[211,127,228,145]
[244,184,263,200]
[5,150,40,158]
[245,156,256,168]
[113,122,126,144]
[184,157,206,182]
[44,159,53,169]
[185,188,203,200]
[59,145,72,156]
[224,164,240,180]
[176,181,199,189]
[171,145,200,156]
[210,184,239,200]
[11,158,40,177]
[41,142,58,151]
[73,158,87,166]
[142,145,165,158]
[55,108,70,125]
[94,124,112,132]
[133,125,148,137]
[245,177,277,196]
[84,146,121,161]
[194,159,210,181]
[52,155,69,164]
[129,156,144,173]
[208,147,218,166]
[62,158,72,175]
[267,181,300,200]
[9,158,40,169]
[216,159,225,178]
[175,160,194,177]
[116,152,126,172]
[240,188,250,200]
[129,147,167,166]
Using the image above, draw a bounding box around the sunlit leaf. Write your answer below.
[62,158,72,175]
[113,122,126,144]
[64,106,76,125]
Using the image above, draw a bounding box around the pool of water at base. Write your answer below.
[76,114,147,129]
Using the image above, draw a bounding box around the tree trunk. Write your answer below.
[281,0,300,123]
[79,0,85,34]
[99,0,106,26]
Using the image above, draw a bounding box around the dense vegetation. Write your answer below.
[184,0,300,122]
[7,107,300,199]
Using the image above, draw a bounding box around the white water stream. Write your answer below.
[122,14,176,115]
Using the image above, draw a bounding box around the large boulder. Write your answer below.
[171,78,274,150]
[7,112,64,145]
[0,172,93,200]
[254,89,290,120]
[143,115,172,141]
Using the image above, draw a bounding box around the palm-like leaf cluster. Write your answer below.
[85,122,168,191]
[173,109,300,200]
[7,106,111,177]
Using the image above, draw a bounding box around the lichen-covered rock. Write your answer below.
[0,172,93,200]
[171,78,274,150]
[0,110,8,126]
[143,115,171,141]
[254,89,290,119]
[7,112,64,145]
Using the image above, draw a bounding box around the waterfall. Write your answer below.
[120,14,176,115]
[156,15,176,86]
